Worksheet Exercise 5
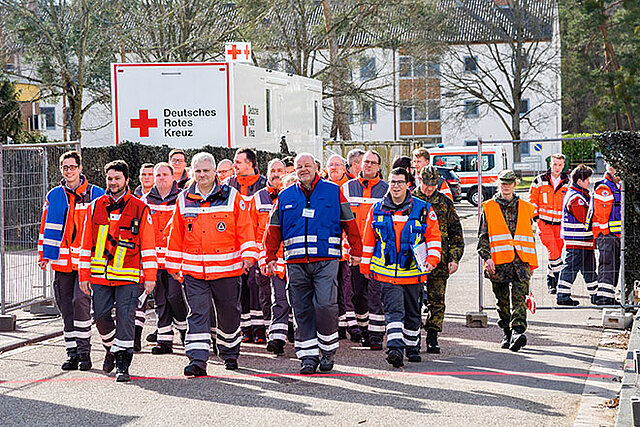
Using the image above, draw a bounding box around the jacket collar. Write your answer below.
[298,174,321,196]
[604,173,620,188]
[61,174,89,196]
[236,169,261,187]
[381,190,412,213]
[186,180,222,202]
[569,184,590,197]
[147,181,180,203]
[358,173,381,188]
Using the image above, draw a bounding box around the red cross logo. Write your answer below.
[244,45,251,60]
[130,109,157,137]
[242,105,248,136]
[227,44,241,60]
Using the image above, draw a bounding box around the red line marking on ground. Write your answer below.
[0,370,614,386]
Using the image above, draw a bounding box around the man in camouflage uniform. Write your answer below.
[413,166,464,353]
[477,170,538,353]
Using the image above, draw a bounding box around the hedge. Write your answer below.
[594,131,640,297]
[80,142,284,190]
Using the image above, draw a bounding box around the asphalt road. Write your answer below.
[0,211,622,426]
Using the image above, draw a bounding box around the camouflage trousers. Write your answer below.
[491,280,529,331]
[424,276,447,332]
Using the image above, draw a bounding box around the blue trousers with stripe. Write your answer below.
[380,281,422,356]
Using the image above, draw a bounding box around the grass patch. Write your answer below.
[517,176,534,189]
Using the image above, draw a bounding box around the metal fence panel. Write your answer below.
[0,141,80,314]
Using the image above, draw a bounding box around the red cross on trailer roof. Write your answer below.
[244,45,251,60]
[227,44,241,60]
[130,109,158,137]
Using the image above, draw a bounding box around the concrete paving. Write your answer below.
[0,207,628,426]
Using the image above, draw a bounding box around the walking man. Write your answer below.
[529,153,569,294]
[79,160,157,381]
[166,152,257,376]
[557,164,597,306]
[361,167,442,367]
[38,150,104,371]
[264,153,363,374]
[477,170,537,352]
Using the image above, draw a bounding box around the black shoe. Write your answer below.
[134,326,143,352]
[61,355,79,371]
[370,336,383,351]
[348,327,362,343]
[211,336,219,356]
[146,331,157,343]
[267,339,285,355]
[556,295,579,306]
[338,327,347,340]
[591,294,598,305]
[509,331,527,352]
[299,359,318,375]
[500,329,512,349]
[180,330,186,346]
[595,297,619,306]
[151,343,173,355]
[102,351,115,373]
[386,349,404,368]
[546,275,557,294]
[426,330,440,354]
[406,353,422,363]
[254,328,266,344]
[184,363,207,377]
[225,359,238,370]
[114,351,132,382]
[242,331,254,343]
[78,354,92,371]
[319,354,334,372]
[361,332,371,348]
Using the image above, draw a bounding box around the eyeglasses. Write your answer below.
[170,158,186,164]
[60,165,79,172]
[363,160,379,165]
[389,180,407,186]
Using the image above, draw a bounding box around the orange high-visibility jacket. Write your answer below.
[592,174,622,239]
[140,183,180,270]
[38,178,104,272]
[483,198,538,269]
[79,190,157,285]
[253,185,286,279]
[342,176,389,236]
[529,171,569,224]
[166,182,257,281]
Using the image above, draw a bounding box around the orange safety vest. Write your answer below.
[483,199,538,269]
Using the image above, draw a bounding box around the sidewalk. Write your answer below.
[0,309,63,354]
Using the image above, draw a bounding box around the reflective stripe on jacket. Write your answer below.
[483,198,538,269]
[342,176,389,236]
[591,174,621,238]
[561,185,594,249]
[140,182,180,269]
[166,181,257,280]
[529,171,569,223]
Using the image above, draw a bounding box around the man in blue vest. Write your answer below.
[264,153,363,375]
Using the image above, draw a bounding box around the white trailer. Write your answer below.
[111,62,323,157]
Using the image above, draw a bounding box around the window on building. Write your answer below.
[360,57,376,79]
[314,100,319,136]
[519,53,529,71]
[464,100,479,118]
[464,55,478,73]
[362,100,377,124]
[413,59,426,77]
[399,56,412,78]
[40,107,56,130]
[414,103,427,121]
[428,100,440,121]
[427,62,440,77]
[520,98,530,116]
[521,142,530,156]
[400,104,414,121]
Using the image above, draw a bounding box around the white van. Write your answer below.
[428,145,508,206]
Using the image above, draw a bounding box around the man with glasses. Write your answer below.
[361,167,441,367]
[217,159,234,183]
[169,149,191,189]
[38,150,105,372]
[342,150,388,349]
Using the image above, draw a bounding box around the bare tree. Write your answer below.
[118,0,239,62]
[1,0,116,141]
[438,0,560,162]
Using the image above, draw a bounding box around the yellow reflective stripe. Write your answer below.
[95,225,108,260]
[371,262,424,277]
[112,242,127,270]
[90,258,107,274]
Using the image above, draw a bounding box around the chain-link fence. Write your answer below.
[467,136,637,314]
[0,141,81,314]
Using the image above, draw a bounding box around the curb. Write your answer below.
[616,314,640,427]
[0,330,63,354]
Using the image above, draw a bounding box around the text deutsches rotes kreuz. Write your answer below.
[163,108,217,137]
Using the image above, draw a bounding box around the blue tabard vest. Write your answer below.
[370,196,430,279]
[561,185,593,244]
[591,176,622,236]
[278,179,342,260]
